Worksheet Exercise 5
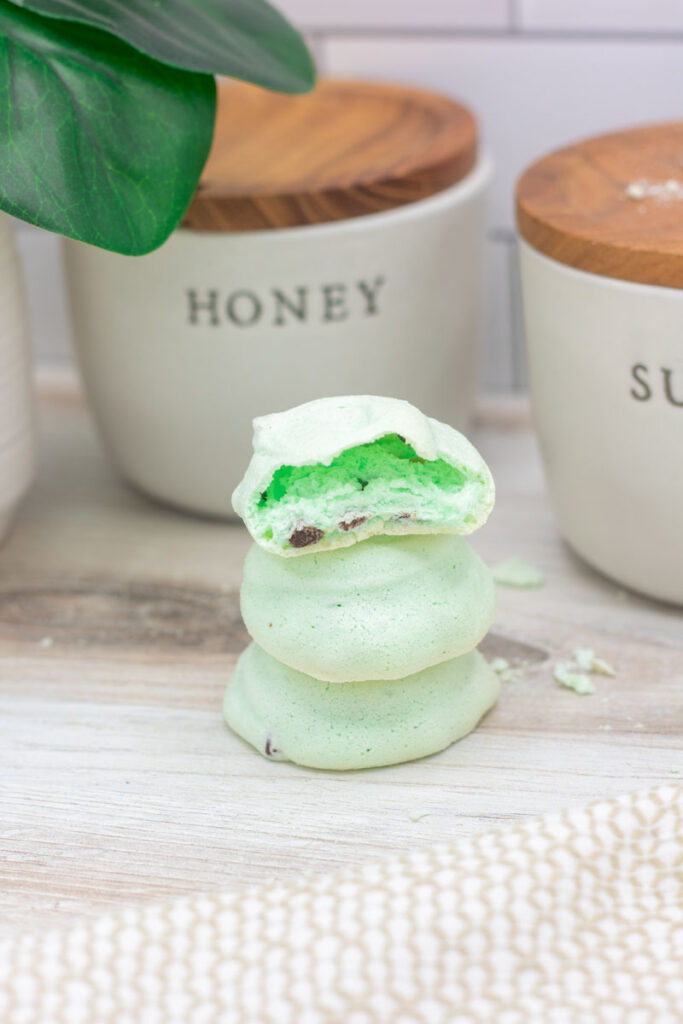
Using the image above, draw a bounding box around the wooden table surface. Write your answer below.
[1,384,681,937]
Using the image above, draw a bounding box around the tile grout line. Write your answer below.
[508,239,526,393]
[304,26,683,43]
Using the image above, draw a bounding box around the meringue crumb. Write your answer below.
[492,557,545,589]
[554,647,616,694]
[573,648,615,676]
[554,661,595,696]
[489,656,519,683]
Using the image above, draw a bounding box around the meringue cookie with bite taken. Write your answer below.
[232,395,494,557]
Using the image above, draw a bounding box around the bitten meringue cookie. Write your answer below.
[224,642,500,771]
[241,533,496,682]
[232,395,494,557]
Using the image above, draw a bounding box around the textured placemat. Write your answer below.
[1,785,681,1023]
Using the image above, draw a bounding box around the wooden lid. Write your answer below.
[516,122,683,288]
[182,79,478,231]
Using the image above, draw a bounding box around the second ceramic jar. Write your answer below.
[65,79,491,515]
[517,122,683,605]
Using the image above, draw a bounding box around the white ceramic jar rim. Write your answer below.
[520,237,683,296]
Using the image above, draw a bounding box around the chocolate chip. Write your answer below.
[289,525,324,548]
[357,478,368,491]
[409,457,426,464]
[396,512,414,520]
[397,435,406,442]
[265,736,279,757]
[339,516,368,532]
[259,491,268,504]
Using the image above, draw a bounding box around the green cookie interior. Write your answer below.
[253,433,487,553]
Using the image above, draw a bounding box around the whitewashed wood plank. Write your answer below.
[2,694,679,933]
[0,383,680,936]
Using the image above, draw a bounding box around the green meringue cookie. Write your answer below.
[224,642,500,771]
[232,395,494,556]
[240,533,496,682]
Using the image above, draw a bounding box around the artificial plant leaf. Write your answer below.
[9,0,315,92]
[0,1,216,255]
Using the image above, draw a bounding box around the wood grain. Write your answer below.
[182,79,478,231]
[516,121,683,287]
[0,386,681,936]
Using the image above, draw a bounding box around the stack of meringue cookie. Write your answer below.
[225,395,499,770]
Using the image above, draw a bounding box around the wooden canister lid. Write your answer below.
[182,79,478,231]
[516,122,683,288]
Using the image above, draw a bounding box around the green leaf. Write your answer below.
[9,0,315,92]
[0,1,216,254]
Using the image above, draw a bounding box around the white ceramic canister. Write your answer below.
[64,79,490,516]
[0,214,34,542]
[517,123,683,605]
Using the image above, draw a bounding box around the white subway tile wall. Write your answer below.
[482,239,516,392]
[14,229,72,367]
[279,1,510,30]
[17,2,683,391]
[324,37,683,232]
[517,1,683,33]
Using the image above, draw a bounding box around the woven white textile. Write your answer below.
[1,785,681,1023]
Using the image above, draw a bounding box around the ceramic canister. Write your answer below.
[0,214,34,543]
[64,79,491,516]
[516,123,683,605]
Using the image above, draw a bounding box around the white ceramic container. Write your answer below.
[65,164,489,514]
[0,214,34,542]
[520,241,683,603]
[517,123,683,605]
[64,80,490,517]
